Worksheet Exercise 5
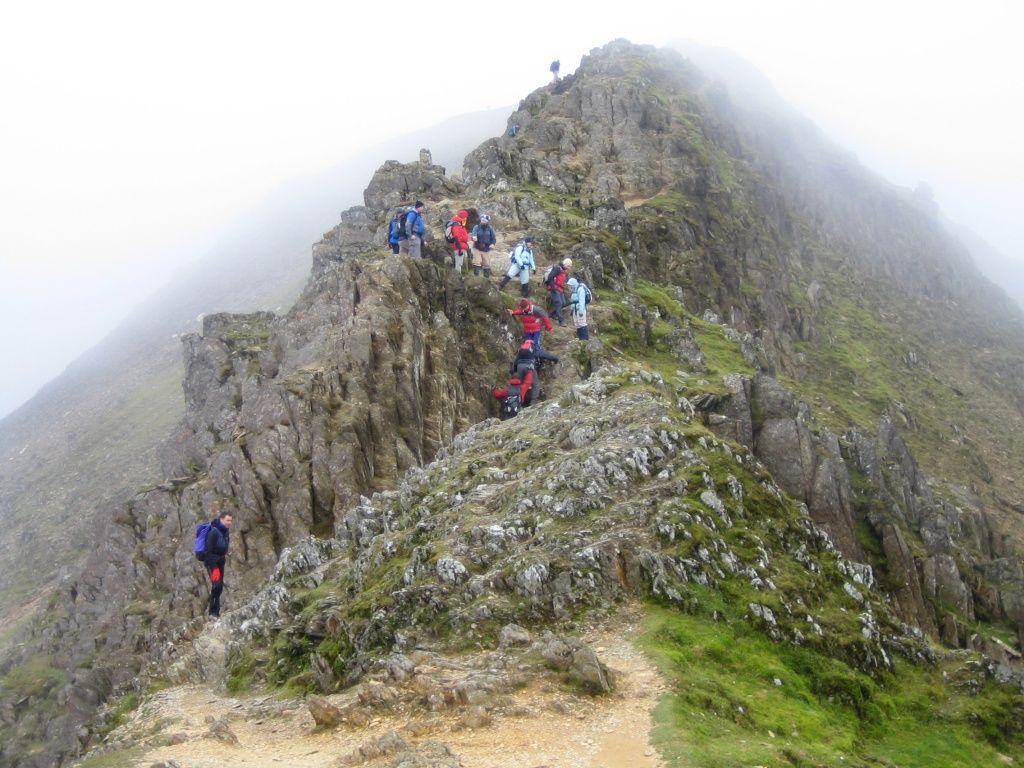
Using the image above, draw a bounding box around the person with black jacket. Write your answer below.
[510,339,559,405]
[202,503,233,618]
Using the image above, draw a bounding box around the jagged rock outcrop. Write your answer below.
[5,38,1024,768]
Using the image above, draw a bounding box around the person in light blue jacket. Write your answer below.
[566,277,590,340]
[498,235,537,297]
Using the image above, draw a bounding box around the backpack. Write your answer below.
[403,210,417,238]
[580,283,593,305]
[509,240,527,266]
[390,211,408,241]
[444,218,458,245]
[194,521,213,561]
[500,391,522,420]
[543,264,561,287]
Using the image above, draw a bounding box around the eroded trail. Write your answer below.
[109,620,666,768]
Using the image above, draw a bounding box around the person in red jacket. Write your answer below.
[545,257,573,325]
[448,210,470,273]
[508,298,553,348]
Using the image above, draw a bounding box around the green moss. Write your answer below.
[0,655,65,699]
[95,691,139,739]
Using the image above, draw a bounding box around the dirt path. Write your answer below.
[122,620,666,768]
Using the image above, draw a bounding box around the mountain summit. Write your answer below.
[3,40,1023,768]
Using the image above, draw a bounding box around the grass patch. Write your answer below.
[642,605,1024,767]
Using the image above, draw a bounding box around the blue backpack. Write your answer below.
[194,521,213,561]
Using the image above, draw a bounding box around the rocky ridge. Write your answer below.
[2,39,1024,768]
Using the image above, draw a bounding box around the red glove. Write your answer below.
[211,567,222,582]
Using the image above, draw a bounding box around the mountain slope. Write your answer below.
[3,40,1023,768]
[0,108,509,633]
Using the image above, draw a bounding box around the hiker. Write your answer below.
[508,298,553,348]
[492,340,559,416]
[508,123,519,138]
[446,209,470,272]
[200,502,233,618]
[388,207,407,254]
[566,277,591,340]
[544,257,573,325]
[510,339,559,404]
[470,213,497,277]
[550,59,560,83]
[403,201,427,258]
[498,236,537,296]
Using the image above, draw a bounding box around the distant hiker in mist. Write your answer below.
[403,201,427,258]
[550,59,560,83]
[470,213,496,277]
[197,502,233,618]
[498,235,537,297]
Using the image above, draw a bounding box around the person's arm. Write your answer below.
[538,349,560,363]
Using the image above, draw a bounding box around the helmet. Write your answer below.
[562,258,573,268]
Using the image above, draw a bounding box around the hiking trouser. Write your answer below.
[407,235,423,258]
[550,290,565,323]
[206,563,224,617]
[573,307,588,340]
[453,249,467,272]
[524,330,542,348]
[472,249,491,270]
[390,242,401,255]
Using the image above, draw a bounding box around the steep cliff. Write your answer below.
[3,40,1024,768]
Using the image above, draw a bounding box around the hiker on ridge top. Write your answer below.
[200,501,233,618]
[498,235,537,296]
[388,206,408,255]
[550,60,560,83]
[403,201,427,258]
[509,297,553,349]
[470,213,497,277]
[447,210,470,272]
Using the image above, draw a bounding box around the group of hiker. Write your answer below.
[388,205,592,340]
[195,202,595,618]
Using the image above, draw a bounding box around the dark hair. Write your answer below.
[219,509,233,520]
[414,200,425,209]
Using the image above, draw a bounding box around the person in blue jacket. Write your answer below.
[498,235,537,297]
[566,276,591,340]
[388,207,407,254]
[202,503,233,617]
[403,201,427,258]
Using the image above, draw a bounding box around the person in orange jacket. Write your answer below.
[508,298,553,348]
[448,210,470,272]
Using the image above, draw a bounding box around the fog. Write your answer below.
[1,0,1021,419]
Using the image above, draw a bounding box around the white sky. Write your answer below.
[1,0,1021,418]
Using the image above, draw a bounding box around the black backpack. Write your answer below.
[500,391,522,420]
[403,210,417,238]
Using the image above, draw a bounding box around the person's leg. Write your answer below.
[391,242,400,255]
[472,249,482,275]
[409,236,422,258]
[551,291,564,324]
[481,250,492,278]
[499,263,519,289]
[207,565,224,617]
